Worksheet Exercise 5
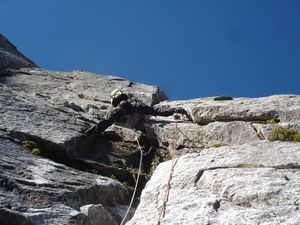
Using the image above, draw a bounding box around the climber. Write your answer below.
[84,88,191,135]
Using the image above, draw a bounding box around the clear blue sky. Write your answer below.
[1,0,300,100]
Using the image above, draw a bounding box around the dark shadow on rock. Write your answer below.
[0,208,34,225]
[62,127,160,192]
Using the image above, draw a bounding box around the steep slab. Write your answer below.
[1,68,167,119]
[0,83,90,155]
[151,119,259,151]
[127,141,300,225]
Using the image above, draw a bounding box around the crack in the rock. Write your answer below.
[273,163,300,170]
[250,123,266,140]
[194,170,204,185]
[35,93,51,99]
[6,131,82,170]
[194,164,300,185]
[15,71,71,81]
[0,135,22,144]
[196,116,277,126]
[77,116,97,126]
[193,166,229,185]
[0,208,34,225]
[5,124,158,193]
[1,69,33,76]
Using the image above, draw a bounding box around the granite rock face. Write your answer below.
[0,131,129,225]
[2,68,167,117]
[148,95,300,154]
[0,69,166,183]
[128,95,300,225]
[1,34,300,225]
[0,35,167,225]
[157,95,300,124]
[127,141,300,225]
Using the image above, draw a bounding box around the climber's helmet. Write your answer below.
[110,88,128,107]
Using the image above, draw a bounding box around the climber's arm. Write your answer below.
[135,103,178,117]
[135,103,192,120]
[97,107,129,131]
[84,106,129,135]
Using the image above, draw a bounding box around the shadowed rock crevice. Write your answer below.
[7,130,77,167]
[73,131,160,190]
[0,208,34,225]
[0,35,37,76]
[5,121,160,191]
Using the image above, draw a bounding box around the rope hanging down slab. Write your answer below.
[156,122,179,225]
[120,137,143,225]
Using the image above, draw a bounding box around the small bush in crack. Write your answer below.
[268,126,300,142]
[22,140,42,155]
[293,132,300,142]
[31,148,41,155]
[237,163,257,168]
[211,143,225,148]
[22,140,38,150]
[266,117,280,124]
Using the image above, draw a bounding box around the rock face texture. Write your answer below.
[0,35,166,225]
[1,34,300,225]
[0,132,128,225]
[150,95,300,152]
[127,141,300,225]
[3,68,166,115]
[128,95,300,225]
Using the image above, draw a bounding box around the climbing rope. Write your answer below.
[156,122,179,225]
[120,136,143,225]
[176,125,200,152]
[121,122,196,225]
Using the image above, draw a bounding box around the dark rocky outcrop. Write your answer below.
[0,34,37,75]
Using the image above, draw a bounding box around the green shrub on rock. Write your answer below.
[211,143,224,148]
[266,117,280,124]
[31,148,41,155]
[268,126,300,142]
[294,132,300,142]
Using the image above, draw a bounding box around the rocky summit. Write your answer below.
[0,34,299,225]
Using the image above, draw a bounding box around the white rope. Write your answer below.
[120,136,143,225]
